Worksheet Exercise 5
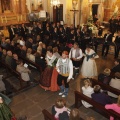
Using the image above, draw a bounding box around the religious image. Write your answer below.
[1,0,11,12]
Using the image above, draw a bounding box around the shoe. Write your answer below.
[71,77,74,80]
[59,92,64,95]
[62,94,66,97]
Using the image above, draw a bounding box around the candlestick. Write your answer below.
[21,15,22,21]
[17,15,19,22]
[5,16,7,23]
[1,17,3,23]
[24,15,26,21]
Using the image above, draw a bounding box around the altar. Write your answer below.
[0,0,28,26]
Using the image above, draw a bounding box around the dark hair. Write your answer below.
[86,44,92,49]
[55,98,66,108]
[93,85,101,93]
[17,59,23,65]
[69,108,80,120]
[74,42,79,46]
[47,48,53,54]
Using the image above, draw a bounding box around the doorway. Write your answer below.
[92,4,99,16]
[53,4,63,23]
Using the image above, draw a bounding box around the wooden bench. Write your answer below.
[18,55,43,74]
[42,109,55,120]
[74,91,120,120]
[90,78,120,96]
[0,61,29,90]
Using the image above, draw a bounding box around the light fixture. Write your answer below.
[89,0,92,3]
[72,0,78,10]
[51,0,60,8]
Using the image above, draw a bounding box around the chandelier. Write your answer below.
[51,0,60,8]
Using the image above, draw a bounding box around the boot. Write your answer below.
[59,85,65,95]
[62,88,69,97]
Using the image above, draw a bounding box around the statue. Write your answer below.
[114,5,118,14]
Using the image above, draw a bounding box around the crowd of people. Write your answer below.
[0,20,120,120]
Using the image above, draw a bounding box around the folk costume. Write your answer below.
[81,49,99,78]
[56,52,73,97]
[69,46,83,78]
[0,97,14,120]
[39,54,59,91]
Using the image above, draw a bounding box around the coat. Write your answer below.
[16,65,30,81]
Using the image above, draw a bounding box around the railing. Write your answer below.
[0,14,28,26]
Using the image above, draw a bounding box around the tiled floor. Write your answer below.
[1,52,117,120]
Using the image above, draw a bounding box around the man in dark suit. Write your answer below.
[8,25,15,41]
[111,59,120,73]
[102,30,113,57]
[114,31,120,58]
[21,23,28,39]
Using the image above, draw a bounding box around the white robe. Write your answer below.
[82,86,94,108]
[81,49,99,78]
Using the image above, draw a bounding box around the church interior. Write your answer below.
[0,0,120,120]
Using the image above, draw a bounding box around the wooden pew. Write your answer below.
[42,109,55,120]
[90,78,120,96]
[0,61,29,90]
[18,55,43,74]
[74,91,120,120]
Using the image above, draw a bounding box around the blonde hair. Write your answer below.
[69,108,80,120]
[84,79,92,86]
[103,68,111,76]
[27,48,32,54]
[55,98,66,108]
[117,95,120,106]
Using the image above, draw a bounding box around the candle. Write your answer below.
[25,15,26,21]
[5,16,7,23]
[21,15,22,21]
[1,17,3,23]
[17,15,19,22]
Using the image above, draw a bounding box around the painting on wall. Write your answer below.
[1,0,11,13]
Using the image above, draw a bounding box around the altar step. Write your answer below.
[0,14,29,26]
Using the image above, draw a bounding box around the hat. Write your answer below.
[103,68,111,76]
[115,72,120,78]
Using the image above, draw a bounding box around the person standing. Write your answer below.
[102,30,113,58]
[114,31,120,58]
[56,51,73,97]
[39,48,58,91]
[69,42,83,79]
[81,45,99,78]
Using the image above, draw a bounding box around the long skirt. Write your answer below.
[39,66,53,87]
[49,68,59,91]
[39,67,59,91]
[81,57,98,78]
